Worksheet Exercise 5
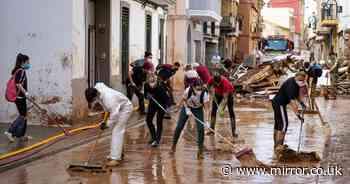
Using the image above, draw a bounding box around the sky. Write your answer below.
[263,0,317,24]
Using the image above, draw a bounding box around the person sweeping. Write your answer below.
[272,71,307,152]
[144,75,169,147]
[85,82,133,167]
[171,79,210,159]
[207,74,237,139]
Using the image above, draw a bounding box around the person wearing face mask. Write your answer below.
[207,74,237,139]
[156,62,181,106]
[126,52,153,115]
[144,75,169,147]
[271,72,307,152]
[5,53,33,142]
[85,83,133,167]
[171,79,210,159]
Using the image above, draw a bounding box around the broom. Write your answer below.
[27,97,70,136]
[67,129,106,172]
[67,112,109,172]
[149,95,269,168]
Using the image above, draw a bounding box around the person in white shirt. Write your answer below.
[85,82,133,167]
[184,64,200,88]
[171,79,210,159]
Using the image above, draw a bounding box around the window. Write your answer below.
[145,14,152,52]
[203,22,208,34]
[211,22,215,35]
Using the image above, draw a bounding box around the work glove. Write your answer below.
[185,107,192,116]
[296,112,304,122]
[300,102,307,111]
[100,112,110,130]
[100,122,108,130]
[146,94,152,100]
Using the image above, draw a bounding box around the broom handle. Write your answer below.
[149,95,247,154]
[86,130,103,164]
[314,101,327,125]
[27,97,70,135]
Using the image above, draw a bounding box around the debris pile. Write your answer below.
[336,60,350,95]
[235,54,298,96]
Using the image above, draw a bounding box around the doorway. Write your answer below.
[86,0,111,87]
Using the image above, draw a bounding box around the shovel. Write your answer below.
[297,108,305,152]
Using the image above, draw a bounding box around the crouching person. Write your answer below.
[85,82,133,167]
[171,79,210,159]
[144,75,169,147]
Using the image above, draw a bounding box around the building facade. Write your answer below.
[310,0,341,62]
[167,0,222,88]
[0,0,175,123]
[219,0,240,60]
[268,0,305,50]
[262,7,295,39]
[337,0,350,60]
[237,0,263,61]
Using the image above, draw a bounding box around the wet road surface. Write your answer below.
[0,97,349,184]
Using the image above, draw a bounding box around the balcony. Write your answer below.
[320,3,340,27]
[220,16,237,34]
[188,0,222,22]
[147,0,176,7]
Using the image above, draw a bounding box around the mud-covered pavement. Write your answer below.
[0,97,349,184]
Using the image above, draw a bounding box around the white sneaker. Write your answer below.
[4,131,15,142]
[19,135,33,142]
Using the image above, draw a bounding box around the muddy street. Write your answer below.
[0,97,348,184]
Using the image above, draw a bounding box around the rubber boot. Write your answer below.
[274,131,285,151]
[230,118,238,138]
[170,144,176,155]
[273,130,278,150]
[197,147,204,159]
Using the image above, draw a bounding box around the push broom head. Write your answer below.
[67,162,106,173]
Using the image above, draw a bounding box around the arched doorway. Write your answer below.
[187,26,192,64]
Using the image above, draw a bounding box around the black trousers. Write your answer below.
[15,98,27,117]
[146,102,165,143]
[211,93,236,136]
[272,101,288,132]
[126,82,145,112]
[8,98,28,137]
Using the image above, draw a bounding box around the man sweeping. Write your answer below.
[85,82,133,167]
[126,52,154,115]
[156,62,180,107]
[272,72,307,151]
[207,74,237,138]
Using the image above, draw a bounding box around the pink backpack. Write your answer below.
[5,69,23,102]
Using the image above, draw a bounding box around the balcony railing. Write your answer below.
[220,16,237,33]
[188,0,222,22]
[320,2,341,27]
[321,6,338,21]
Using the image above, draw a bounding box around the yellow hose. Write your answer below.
[0,124,100,160]
[0,104,146,161]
